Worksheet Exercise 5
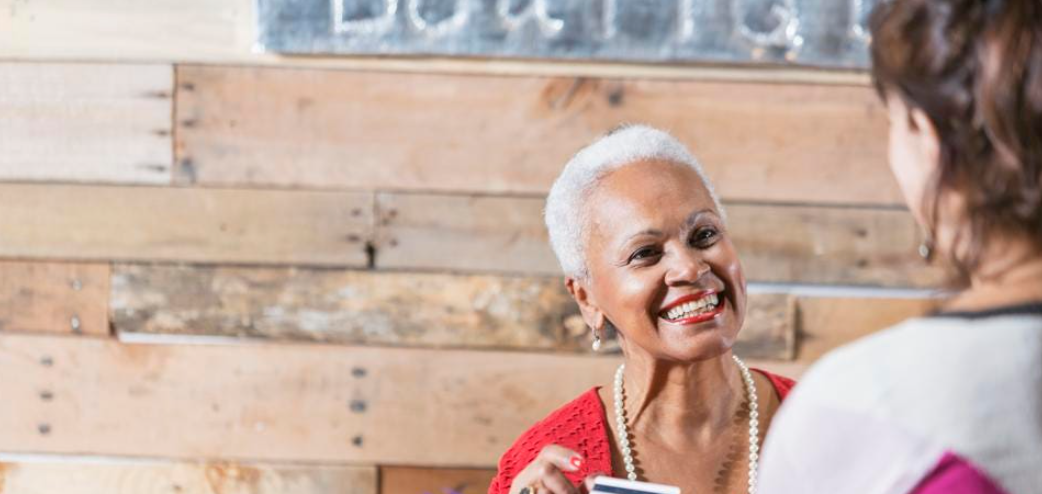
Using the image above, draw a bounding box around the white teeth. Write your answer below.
[664,294,722,321]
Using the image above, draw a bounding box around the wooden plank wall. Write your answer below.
[0,1,944,493]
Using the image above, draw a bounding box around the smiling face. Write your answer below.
[568,159,746,363]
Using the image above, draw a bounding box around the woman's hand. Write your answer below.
[508,445,590,494]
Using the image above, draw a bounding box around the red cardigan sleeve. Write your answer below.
[488,388,613,494]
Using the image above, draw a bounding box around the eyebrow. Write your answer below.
[683,208,717,230]
[620,228,664,246]
[618,208,718,245]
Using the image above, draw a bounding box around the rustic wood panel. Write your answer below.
[0,63,172,185]
[375,194,943,288]
[110,265,795,360]
[796,296,940,363]
[381,467,495,494]
[176,66,897,205]
[0,334,801,467]
[0,459,375,494]
[0,262,109,336]
[0,184,372,267]
[0,0,251,64]
[726,205,944,288]
[0,0,869,84]
[375,194,557,276]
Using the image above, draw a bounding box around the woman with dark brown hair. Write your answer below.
[758,0,1042,493]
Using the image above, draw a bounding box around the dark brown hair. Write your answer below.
[870,0,1042,279]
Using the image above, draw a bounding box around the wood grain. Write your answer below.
[725,204,944,288]
[176,66,897,205]
[0,0,252,64]
[0,262,110,336]
[375,193,944,288]
[380,467,495,494]
[110,265,795,359]
[375,193,558,275]
[0,333,803,466]
[0,184,372,267]
[0,63,172,185]
[0,459,375,494]
[796,296,940,363]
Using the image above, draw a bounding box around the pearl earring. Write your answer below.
[591,330,602,352]
[919,234,935,262]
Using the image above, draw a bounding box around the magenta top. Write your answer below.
[912,453,1007,494]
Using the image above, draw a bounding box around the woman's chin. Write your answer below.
[656,330,738,362]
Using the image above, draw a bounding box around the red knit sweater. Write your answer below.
[488,370,795,494]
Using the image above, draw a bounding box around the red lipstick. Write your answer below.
[669,300,725,325]
[659,290,725,325]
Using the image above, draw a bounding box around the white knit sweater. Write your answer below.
[759,309,1042,494]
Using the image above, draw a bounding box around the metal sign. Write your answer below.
[256,0,879,69]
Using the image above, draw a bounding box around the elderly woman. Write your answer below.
[488,125,795,494]
[759,0,1042,493]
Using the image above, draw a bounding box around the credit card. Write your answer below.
[590,476,681,494]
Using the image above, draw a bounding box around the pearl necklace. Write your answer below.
[612,355,760,493]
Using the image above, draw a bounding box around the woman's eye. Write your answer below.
[692,228,719,246]
[628,247,660,262]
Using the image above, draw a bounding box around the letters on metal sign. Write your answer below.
[256,0,879,69]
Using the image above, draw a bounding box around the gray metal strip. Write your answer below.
[256,0,880,69]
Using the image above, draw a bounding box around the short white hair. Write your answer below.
[544,124,723,279]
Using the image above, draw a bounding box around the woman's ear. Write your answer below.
[910,107,941,171]
[565,277,605,332]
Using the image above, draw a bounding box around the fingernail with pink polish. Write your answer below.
[569,455,584,470]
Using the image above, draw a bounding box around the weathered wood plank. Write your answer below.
[0,333,802,466]
[0,262,109,336]
[0,0,869,84]
[381,467,495,494]
[0,0,251,64]
[0,63,172,185]
[110,265,795,360]
[726,205,944,288]
[375,194,944,288]
[375,194,557,276]
[0,184,372,267]
[176,66,897,205]
[0,458,376,494]
[796,296,940,363]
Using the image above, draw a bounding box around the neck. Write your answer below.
[946,240,1042,312]
[619,350,743,450]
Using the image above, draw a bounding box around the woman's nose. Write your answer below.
[664,248,710,286]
